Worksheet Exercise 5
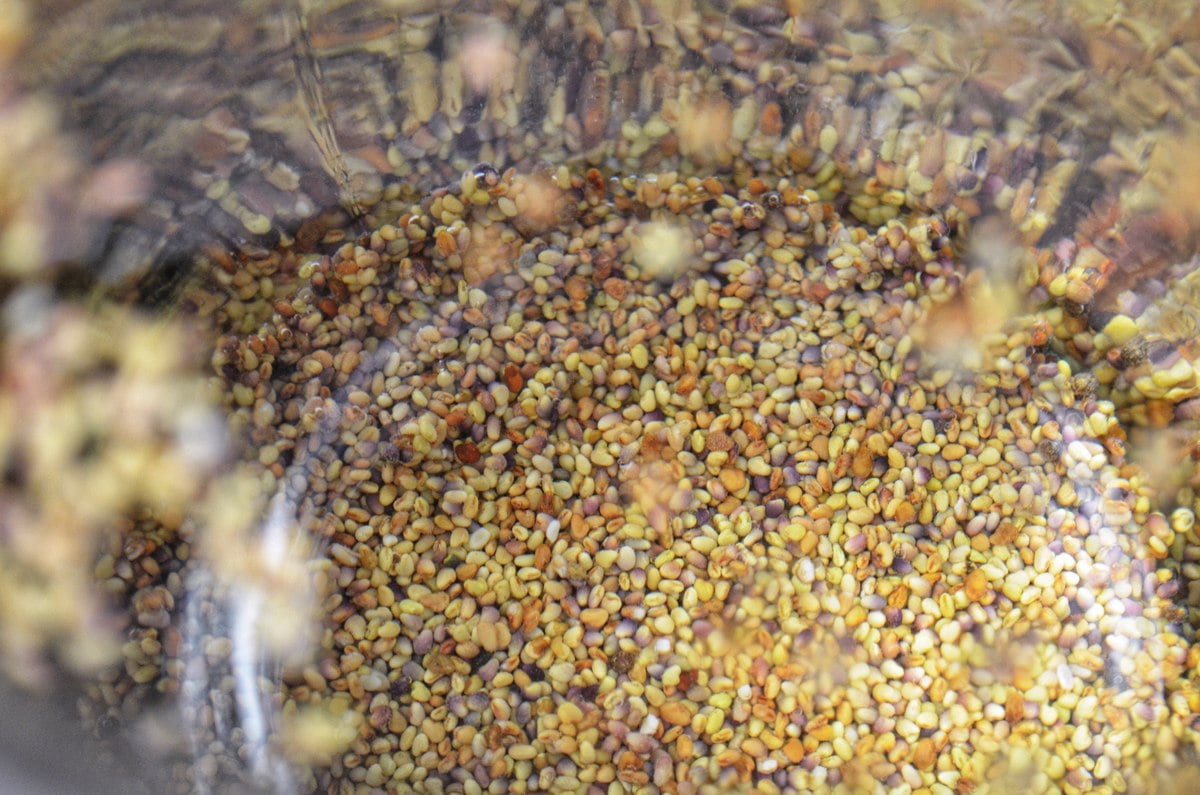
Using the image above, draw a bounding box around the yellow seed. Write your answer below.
[818,124,839,154]
[1102,314,1138,346]
[705,708,726,736]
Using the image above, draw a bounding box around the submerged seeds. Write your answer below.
[196,159,1200,794]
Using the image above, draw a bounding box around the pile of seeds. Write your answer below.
[159,151,1199,795]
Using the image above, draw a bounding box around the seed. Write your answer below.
[913,739,936,769]
[818,124,839,154]
[469,526,492,550]
[1071,723,1091,752]
[964,568,988,601]
[616,546,636,571]
[941,443,966,461]
[455,441,481,463]
[1005,690,1025,722]
[476,618,510,652]
[579,608,609,629]
[503,363,523,392]
[720,468,747,492]
[660,702,694,725]
[509,744,538,761]
[548,662,575,684]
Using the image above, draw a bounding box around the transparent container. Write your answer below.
[3,1,1200,793]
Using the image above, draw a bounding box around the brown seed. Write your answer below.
[455,441,481,464]
[565,277,589,302]
[964,568,988,601]
[705,430,735,452]
[609,649,637,675]
[1064,278,1094,307]
[851,445,873,478]
[1005,689,1025,722]
[760,101,783,137]
[435,228,457,256]
[503,363,524,392]
[783,738,805,764]
[992,521,1018,546]
[913,738,936,769]
[602,277,629,300]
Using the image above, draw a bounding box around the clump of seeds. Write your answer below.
[167,152,1200,794]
